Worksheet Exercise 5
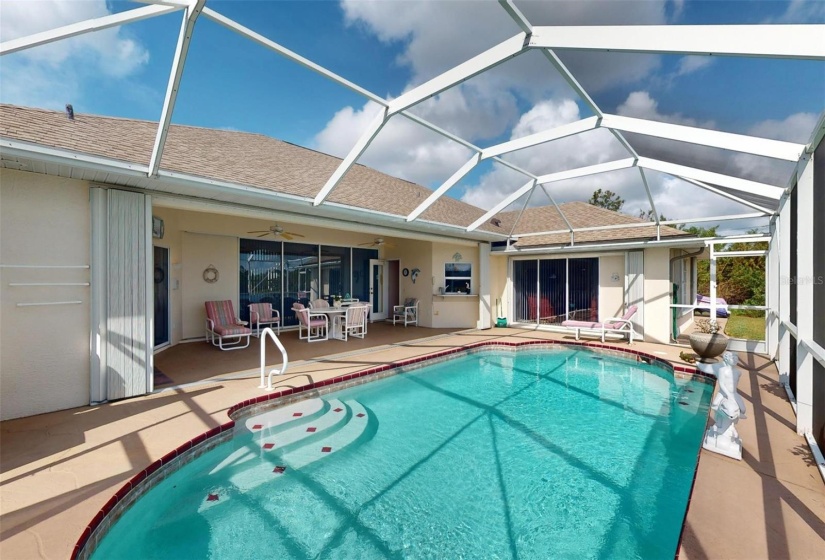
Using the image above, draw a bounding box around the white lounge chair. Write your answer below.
[561,305,639,343]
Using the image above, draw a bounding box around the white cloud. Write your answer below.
[766,0,825,23]
[729,112,818,186]
[745,112,818,143]
[0,0,150,108]
[616,90,714,127]
[342,0,667,94]
[316,2,808,229]
[462,91,808,228]
[460,98,630,210]
[317,1,673,191]
[313,99,475,186]
[674,55,714,77]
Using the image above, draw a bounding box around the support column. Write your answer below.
[477,243,491,329]
[709,243,718,320]
[796,154,814,435]
[767,218,780,359]
[778,192,791,385]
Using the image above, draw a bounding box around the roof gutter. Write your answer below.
[495,236,710,254]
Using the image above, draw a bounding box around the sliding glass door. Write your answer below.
[568,258,599,322]
[283,242,319,326]
[239,239,282,323]
[240,240,378,329]
[539,259,567,324]
[321,245,351,301]
[512,257,599,326]
[513,260,538,323]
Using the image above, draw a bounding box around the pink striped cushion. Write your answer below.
[214,325,251,336]
[562,320,601,328]
[308,319,326,327]
[206,300,238,326]
[249,303,276,321]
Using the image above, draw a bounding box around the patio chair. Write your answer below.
[561,305,639,343]
[248,302,280,337]
[393,298,419,327]
[205,300,252,351]
[293,303,328,342]
[334,304,368,341]
[309,298,330,310]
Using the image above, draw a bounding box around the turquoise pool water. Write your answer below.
[92,347,712,559]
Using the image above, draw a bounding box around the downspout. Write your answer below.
[669,247,705,341]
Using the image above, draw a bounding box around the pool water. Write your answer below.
[92,347,712,559]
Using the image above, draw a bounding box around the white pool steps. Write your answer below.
[205,397,373,500]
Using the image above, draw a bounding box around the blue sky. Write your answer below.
[1,0,823,233]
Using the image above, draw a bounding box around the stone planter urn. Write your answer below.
[689,332,729,363]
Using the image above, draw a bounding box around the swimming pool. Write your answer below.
[91,346,712,559]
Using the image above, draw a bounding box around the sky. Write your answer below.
[1,0,824,235]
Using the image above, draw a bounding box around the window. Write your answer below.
[445,262,472,294]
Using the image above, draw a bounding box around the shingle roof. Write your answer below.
[0,104,490,230]
[0,104,687,245]
[496,201,687,247]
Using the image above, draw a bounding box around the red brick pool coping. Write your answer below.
[73,339,711,559]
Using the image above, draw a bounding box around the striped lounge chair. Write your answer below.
[561,305,639,343]
[205,300,252,351]
[293,303,328,342]
[248,302,280,337]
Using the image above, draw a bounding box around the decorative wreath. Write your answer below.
[203,265,219,284]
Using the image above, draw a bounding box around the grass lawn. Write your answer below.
[724,315,766,340]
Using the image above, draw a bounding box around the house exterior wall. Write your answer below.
[153,206,403,339]
[431,242,480,328]
[491,254,508,322]
[643,247,673,344]
[0,170,91,420]
[598,254,625,321]
[496,249,673,343]
[383,238,433,327]
[182,232,240,340]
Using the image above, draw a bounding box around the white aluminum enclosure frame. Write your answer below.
[3,0,822,472]
[2,1,819,240]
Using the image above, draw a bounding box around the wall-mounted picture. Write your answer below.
[152,216,164,239]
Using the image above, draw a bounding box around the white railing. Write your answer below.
[259,327,288,391]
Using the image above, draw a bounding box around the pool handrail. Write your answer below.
[259,327,288,391]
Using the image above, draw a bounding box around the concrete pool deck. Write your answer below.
[1,328,823,559]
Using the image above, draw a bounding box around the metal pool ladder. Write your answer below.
[259,327,288,391]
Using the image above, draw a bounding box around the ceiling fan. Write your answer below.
[247,225,305,241]
[359,237,395,248]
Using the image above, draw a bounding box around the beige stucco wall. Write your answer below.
[383,238,433,327]
[1,170,91,420]
[181,233,240,340]
[598,254,625,321]
[490,255,508,320]
[644,247,672,344]
[431,242,480,328]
